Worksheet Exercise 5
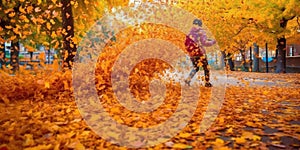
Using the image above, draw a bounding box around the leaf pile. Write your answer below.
[0,69,300,149]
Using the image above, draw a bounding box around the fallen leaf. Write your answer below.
[179,132,191,138]
[234,137,246,144]
[24,144,52,150]
[67,140,85,150]
[173,143,193,149]
[212,138,225,147]
[23,134,35,147]
[0,96,10,105]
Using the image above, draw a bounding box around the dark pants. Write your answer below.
[185,36,210,82]
[188,55,210,82]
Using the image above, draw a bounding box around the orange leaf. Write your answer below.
[234,137,246,144]
[0,96,10,105]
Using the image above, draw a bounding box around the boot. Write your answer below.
[184,78,191,86]
[205,82,212,87]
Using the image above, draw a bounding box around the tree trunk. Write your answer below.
[275,38,286,73]
[0,1,6,60]
[240,49,247,71]
[275,18,290,73]
[0,42,5,69]
[222,51,227,69]
[29,52,33,61]
[61,0,76,70]
[228,58,234,71]
[48,49,50,64]
[0,42,5,59]
[10,41,19,72]
[227,53,235,71]
[249,46,252,72]
[1,2,21,73]
[253,43,259,72]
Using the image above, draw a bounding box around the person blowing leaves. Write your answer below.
[184,19,216,87]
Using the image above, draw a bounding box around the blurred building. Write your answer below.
[233,43,300,73]
[4,41,57,65]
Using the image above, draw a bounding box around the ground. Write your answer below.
[0,72,299,150]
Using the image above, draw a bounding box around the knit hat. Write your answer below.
[193,19,202,27]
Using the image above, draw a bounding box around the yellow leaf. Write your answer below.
[242,131,254,139]
[72,37,79,44]
[5,25,12,29]
[218,117,225,124]
[52,59,59,71]
[54,143,60,150]
[235,108,243,113]
[178,132,191,138]
[51,32,57,38]
[10,36,17,41]
[110,107,119,113]
[23,134,35,146]
[253,135,261,141]
[219,146,232,150]
[19,15,27,20]
[173,143,192,149]
[8,12,15,17]
[50,19,56,25]
[63,80,69,90]
[234,137,246,144]
[53,41,59,49]
[45,82,50,89]
[84,0,89,4]
[66,13,70,19]
[213,138,225,146]
[27,6,34,13]
[10,19,16,23]
[24,144,52,150]
[67,25,72,31]
[37,0,42,5]
[13,28,20,34]
[46,22,51,30]
[7,64,13,69]
[246,121,256,127]
[248,99,255,103]
[262,91,269,95]
[81,131,90,137]
[66,108,71,113]
[226,127,233,134]
[19,6,27,14]
[42,42,49,46]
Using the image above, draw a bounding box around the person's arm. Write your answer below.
[199,30,216,47]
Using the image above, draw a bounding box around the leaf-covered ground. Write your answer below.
[0,71,300,150]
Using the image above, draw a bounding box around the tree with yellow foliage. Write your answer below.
[0,0,25,72]
[178,0,300,73]
[0,0,63,71]
[62,0,129,69]
[255,0,300,73]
